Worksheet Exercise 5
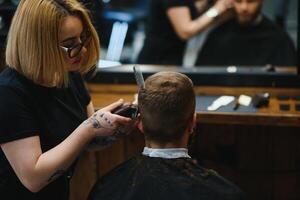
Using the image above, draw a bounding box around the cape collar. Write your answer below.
[142,147,191,159]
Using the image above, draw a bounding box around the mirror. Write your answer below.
[95,0,298,78]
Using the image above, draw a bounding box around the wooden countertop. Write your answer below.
[87,83,300,127]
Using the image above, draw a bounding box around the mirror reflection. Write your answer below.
[92,0,298,71]
[0,0,298,73]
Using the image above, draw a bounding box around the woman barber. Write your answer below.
[0,0,132,199]
[137,0,233,65]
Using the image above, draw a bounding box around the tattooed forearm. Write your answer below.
[48,170,65,182]
[86,117,102,129]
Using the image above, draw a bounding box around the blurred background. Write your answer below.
[0,0,297,67]
[83,0,298,64]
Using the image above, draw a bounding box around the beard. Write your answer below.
[235,6,262,26]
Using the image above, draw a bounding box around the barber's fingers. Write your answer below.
[215,0,233,10]
[112,113,132,125]
[101,99,124,112]
[93,109,132,128]
[132,93,138,104]
[225,0,233,8]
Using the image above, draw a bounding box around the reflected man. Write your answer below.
[195,0,297,66]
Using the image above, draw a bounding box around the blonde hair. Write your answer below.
[6,0,100,87]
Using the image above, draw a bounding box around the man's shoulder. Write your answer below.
[193,167,244,199]
[261,15,281,30]
[88,157,245,200]
[260,16,293,40]
[212,18,237,33]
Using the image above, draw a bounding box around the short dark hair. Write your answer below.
[138,71,195,143]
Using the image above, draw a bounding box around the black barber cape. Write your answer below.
[196,15,297,66]
[88,155,244,200]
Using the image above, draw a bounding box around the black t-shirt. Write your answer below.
[88,155,245,200]
[195,16,297,66]
[0,67,91,200]
[137,0,198,65]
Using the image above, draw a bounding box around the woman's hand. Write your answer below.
[213,0,233,14]
[84,99,133,138]
[194,0,209,13]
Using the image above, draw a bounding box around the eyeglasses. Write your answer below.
[60,31,91,59]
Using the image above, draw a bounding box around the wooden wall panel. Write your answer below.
[237,126,273,171]
[272,130,300,171]
[96,139,126,177]
[238,172,273,200]
[189,124,300,200]
[273,173,300,200]
[70,151,98,200]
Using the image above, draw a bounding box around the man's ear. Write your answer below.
[137,115,145,134]
[192,113,197,129]
[188,113,197,134]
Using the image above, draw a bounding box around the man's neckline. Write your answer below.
[142,147,191,159]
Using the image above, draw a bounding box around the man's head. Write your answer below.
[233,0,263,25]
[138,72,195,145]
